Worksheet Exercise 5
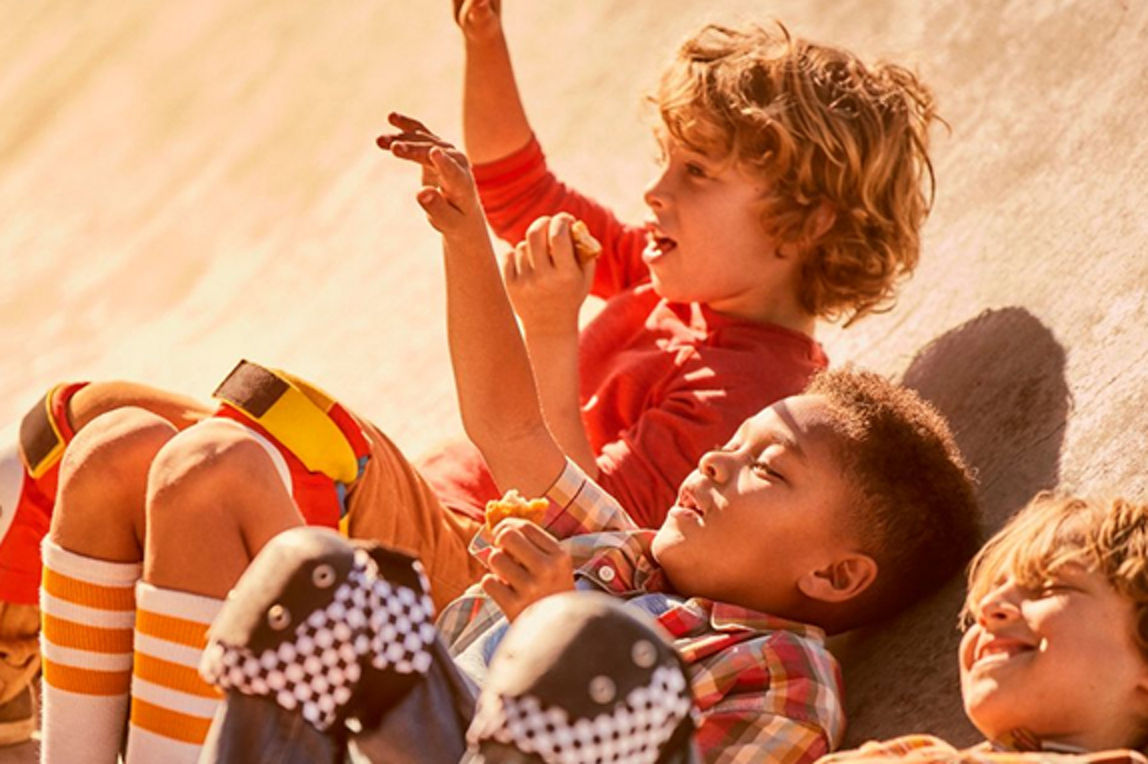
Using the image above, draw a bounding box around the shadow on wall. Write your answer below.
[834,306,1070,747]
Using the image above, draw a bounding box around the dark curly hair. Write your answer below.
[806,367,980,629]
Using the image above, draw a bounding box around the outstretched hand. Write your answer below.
[377,112,481,235]
[481,518,575,621]
[453,0,502,43]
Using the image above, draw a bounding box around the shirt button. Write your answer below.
[598,566,616,583]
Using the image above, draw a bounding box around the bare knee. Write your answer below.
[51,407,177,558]
[148,422,291,517]
[143,420,300,595]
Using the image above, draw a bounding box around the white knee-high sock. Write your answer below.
[125,582,223,764]
[39,540,140,764]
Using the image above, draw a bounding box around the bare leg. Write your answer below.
[143,418,303,598]
[40,408,176,764]
[124,419,306,763]
[50,407,178,563]
[68,380,212,434]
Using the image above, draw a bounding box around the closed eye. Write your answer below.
[1035,583,1074,597]
[752,461,785,482]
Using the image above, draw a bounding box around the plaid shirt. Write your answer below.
[438,459,845,764]
[816,734,1148,764]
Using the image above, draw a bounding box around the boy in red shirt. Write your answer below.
[440,6,939,527]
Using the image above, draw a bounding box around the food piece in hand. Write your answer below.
[570,220,602,264]
[485,489,549,531]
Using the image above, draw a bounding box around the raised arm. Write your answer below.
[453,0,532,164]
[501,213,598,477]
[380,114,563,498]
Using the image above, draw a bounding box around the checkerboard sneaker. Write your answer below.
[200,529,437,734]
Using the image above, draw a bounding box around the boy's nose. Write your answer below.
[976,580,1022,626]
[643,171,669,210]
[698,450,730,483]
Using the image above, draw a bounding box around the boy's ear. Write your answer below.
[777,200,837,260]
[805,200,837,245]
[797,554,878,603]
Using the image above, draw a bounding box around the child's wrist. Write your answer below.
[462,30,507,52]
[522,322,580,344]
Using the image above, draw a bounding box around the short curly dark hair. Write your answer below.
[806,367,980,630]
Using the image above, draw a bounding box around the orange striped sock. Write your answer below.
[39,539,140,764]
[125,582,223,764]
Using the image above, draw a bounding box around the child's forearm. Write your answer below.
[442,225,564,496]
[462,36,533,164]
[521,330,598,478]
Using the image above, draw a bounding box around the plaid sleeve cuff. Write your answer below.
[468,459,638,562]
[467,458,573,561]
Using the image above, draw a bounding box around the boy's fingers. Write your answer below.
[500,248,519,282]
[518,522,563,555]
[480,574,517,614]
[387,112,434,135]
[525,216,554,270]
[487,548,532,591]
[456,0,500,28]
[383,134,454,161]
[428,148,478,209]
[416,186,463,225]
[547,213,578,270]
[385,141,435,168]
[513,241,531,275]
[429,146,471,186]
[494,526,550,571]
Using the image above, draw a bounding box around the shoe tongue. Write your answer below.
[0,421,25,544]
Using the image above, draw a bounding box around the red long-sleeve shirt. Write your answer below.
[417,137,827,528]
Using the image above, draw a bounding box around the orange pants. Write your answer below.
[345,419,485,611]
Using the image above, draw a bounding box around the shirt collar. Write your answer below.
[707,600,828,640]
[584,539,827,642]
[988,729,1090,754]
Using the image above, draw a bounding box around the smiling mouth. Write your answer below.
[973,638,1033,667]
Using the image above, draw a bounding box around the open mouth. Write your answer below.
[643,225,677,261]
[674,487,704,516]
[973,637,1032,666]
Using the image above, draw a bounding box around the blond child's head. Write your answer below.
[650,22,937,325]
[961,493,1148,752]
[651,368,979,635]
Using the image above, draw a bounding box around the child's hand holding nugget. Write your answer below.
[504,212,600,337]
[481,506,575,622]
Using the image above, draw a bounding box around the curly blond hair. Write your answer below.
[962,493,1148,662]
[653,22,939,324]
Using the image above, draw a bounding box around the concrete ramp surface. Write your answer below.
[2,1,1147,755]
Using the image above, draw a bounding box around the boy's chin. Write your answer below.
[964,691,1035,747]
[650,524,687,564]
